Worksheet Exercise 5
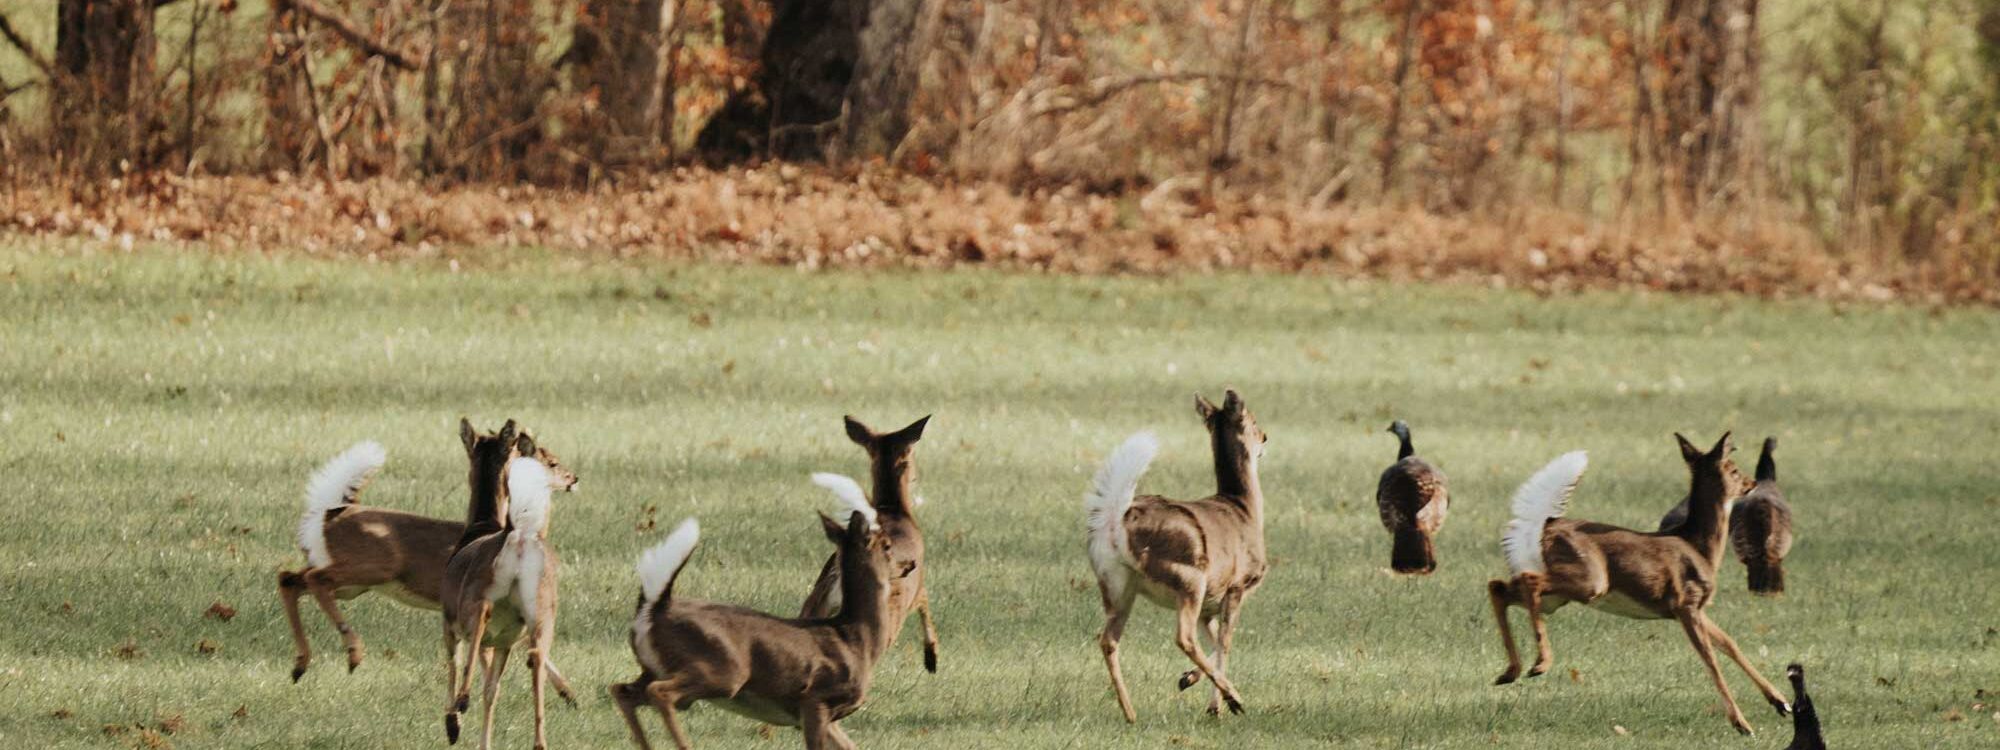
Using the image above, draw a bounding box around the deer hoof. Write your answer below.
[445,714,461,744]
[1770,698,1793,717]
[454,695,470,713]
[1526,664,1550,679]
[1177,670,1201,691]
[291,664,307,683]
[924,648,938,674]
[1494,669,1521,686]
[556,686,579,709]
[1224,694,1245,715]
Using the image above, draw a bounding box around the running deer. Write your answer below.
[1085,389,1269,721]
[1488,433,1792,735]
[440,455,568,748]
[277,420,580,704]
[799,415,940,673]
[610,510,917,749]
[1376,419,1449,574]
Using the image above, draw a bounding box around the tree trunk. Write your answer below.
[1659,0,1759,211]
[55,0,157,168]
[574,0,666,139]
[697,0,932,164]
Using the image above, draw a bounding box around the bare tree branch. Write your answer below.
[281,0,421,71]
[1029,71,1294,119]
[0,11,57,80]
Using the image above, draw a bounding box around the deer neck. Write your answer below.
[1674,471,1731,568]
[831,562,893,660]
[467,465,509,531]
[1211,433,1264,526]
[869,456,916,518]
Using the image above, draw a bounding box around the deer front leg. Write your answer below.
[278,570,314,682]
[302,568,365,672]
[801,701,835,750]
[479,644,512,750]
[1209,591,1244,717]
[644,678,695,750]
[1176,616,1219,692]
[917,584,940,673]
[1487,579,1524,685]
[1097,584,1139,723]
[610,679,655,750]
[1700,613,1792,717]
[1677,609,1753,735]
[1172,587,1243,714]
[826,719,859,750]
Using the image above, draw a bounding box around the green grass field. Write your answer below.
[1,240,1996,748]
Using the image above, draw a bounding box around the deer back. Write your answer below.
[319,506,464,606]
[1542,519,1719,618]
[1122,493,1267,600]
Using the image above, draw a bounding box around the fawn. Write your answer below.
[799,415,940,673]
[440,455,568,748]
[611,510,916,749]
[277,419,579,703]
[1488,433,1791,735]
[1085,389,1269,721]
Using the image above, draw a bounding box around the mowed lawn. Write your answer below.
[1,241,1996,749]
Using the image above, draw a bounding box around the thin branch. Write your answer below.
[0,12,56,80]
[1029,71,1293,119]
[282,0,422,71]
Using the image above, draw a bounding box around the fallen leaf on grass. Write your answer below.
[195,639,220,655]
[204,602,237,621]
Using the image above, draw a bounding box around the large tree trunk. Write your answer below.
[696,0,930,164]
[573,0,666,139]
[55,0,157,167]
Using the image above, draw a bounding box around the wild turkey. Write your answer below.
[1785,663,1825,750]
[1376,420,1448,574]
[1732,437,1794,593]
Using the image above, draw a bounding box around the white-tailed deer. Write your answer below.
[799,415,939,673]
[277,419,580,705]
[1660,437,1793,594]
[610,509,916,749]
[1377,419,1449,574]
[1085,389,1268,721]
[1488,433,1792,735]
[439,456,567,748]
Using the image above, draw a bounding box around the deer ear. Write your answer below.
[460,418,477,456]
[1710,431,1733,457]
[498,419,518,449]
[1675,433,1702,463]
[1223,389,1243,411]
[1195,394,1219,420]
[891,415,930,444]
[844,416,873,445]
[515,433,538,457]
[819,511,845,543]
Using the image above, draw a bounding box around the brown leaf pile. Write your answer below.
[2,168,1992,305]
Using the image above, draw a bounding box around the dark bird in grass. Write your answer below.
[1659,436,1793,593]
[1377,420,1448,574]
[1785,663,1825,750]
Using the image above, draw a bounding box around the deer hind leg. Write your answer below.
[643,676,697,750]
[1488,579,1524,685]
[1175,616,1219,693]
[917,583,940,673]
[443,621,463,744]
[527,624,550,750]
[1200,591,1245,716]
[801,701,835,750]
[1522,574,1555,678]
[278,570,314,682]
[825,718,859,750]
[454,602,493,715]
[478,644,511,750]
[1096,582,1140,723]
[609,679,655,749]
[1677,609,1754,735]
[301,567,365,672]
[1172,585,1243,715]
[543,657,579,708]
[1700,612,1791,717]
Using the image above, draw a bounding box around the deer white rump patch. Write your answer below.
[633,518,700,675]
[1085,431,1159,599]
[298,441,387,568]
[809,472,879,530]
[1500,451,1588,576]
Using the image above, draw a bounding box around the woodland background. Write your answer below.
[2,0,2000,302]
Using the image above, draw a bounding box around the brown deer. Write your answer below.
[798,415,939,673]
[440,455,568,748]
[1487,433,1792,735]
[1085,389,1268,721]
[609,509,916,749]
[1661,436,1793,594]
[276,419,580,705]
